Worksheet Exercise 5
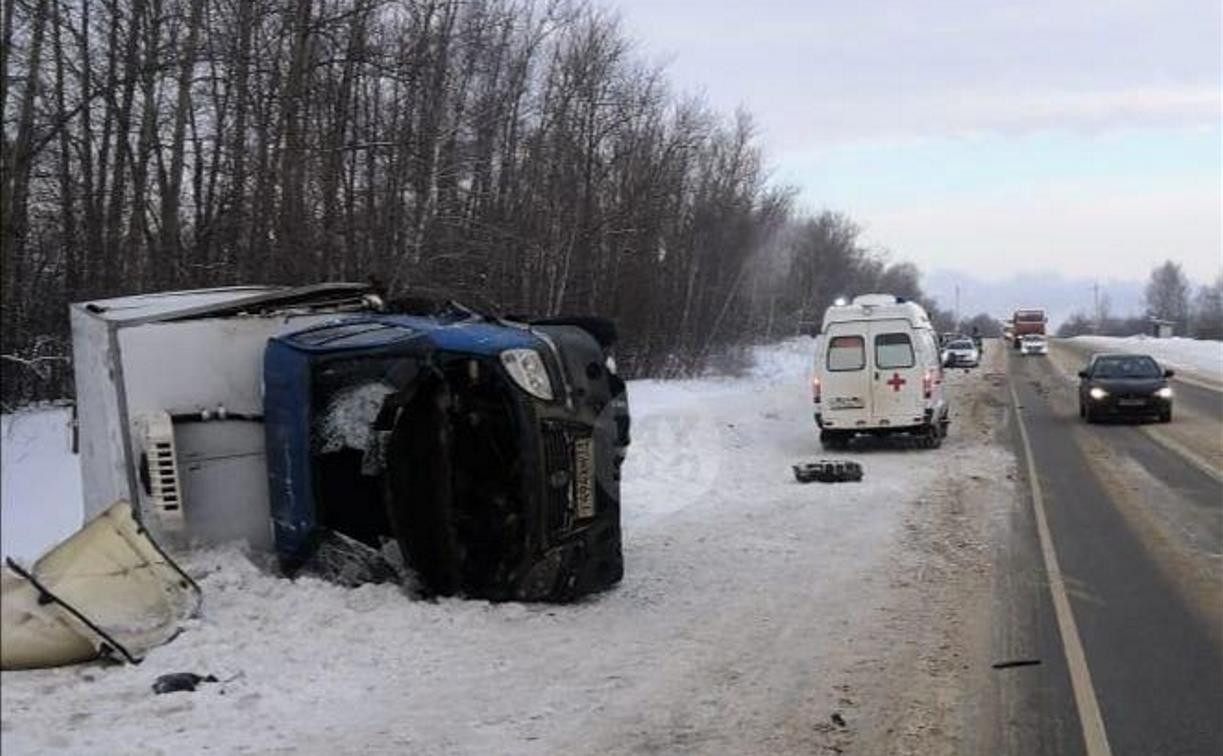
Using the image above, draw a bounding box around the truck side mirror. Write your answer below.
[1077,370,1089,379]
[1164,369,1175,378]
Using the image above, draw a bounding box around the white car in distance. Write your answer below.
[1020,334,1048,355]
[941,339,980,368]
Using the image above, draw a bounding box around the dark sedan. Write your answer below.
[1078,353,1175,423]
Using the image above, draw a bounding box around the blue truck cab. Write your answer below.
[263,307,629,602]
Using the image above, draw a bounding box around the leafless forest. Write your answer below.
[1,0,944,406]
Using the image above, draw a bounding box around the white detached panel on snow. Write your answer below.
[1,502,201,669]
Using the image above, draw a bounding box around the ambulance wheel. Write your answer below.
[820,430,849,450]
[920,423,943,449]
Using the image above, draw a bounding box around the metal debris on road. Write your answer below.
[991,659,1042,669]
[152,672,218,694]
[793,461,864,483]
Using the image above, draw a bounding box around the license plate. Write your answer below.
[573,437,596,519]
[830,396,865,410]
[1118,399,1146,407]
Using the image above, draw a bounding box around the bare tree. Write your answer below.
[1192,274,1223,341]
[1145,260,1191,334]
[1,0,950,406]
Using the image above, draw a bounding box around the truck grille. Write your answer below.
[541,421,593,539]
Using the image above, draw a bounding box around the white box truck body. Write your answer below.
[69,284,376,549]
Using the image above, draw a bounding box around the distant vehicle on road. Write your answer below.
[1019,333,1048,355]
[1011,308,1047,348]
[1077,353,1174,423]
[813,294,949,450]
[942,339,980,368]
[938,331,965,348]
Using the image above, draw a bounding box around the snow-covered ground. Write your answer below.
[1066,335,1223,384]
[1,340,1013,754]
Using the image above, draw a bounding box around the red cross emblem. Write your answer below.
[886,373,906,392]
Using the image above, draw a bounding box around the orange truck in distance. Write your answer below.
[1011,308,1047,348]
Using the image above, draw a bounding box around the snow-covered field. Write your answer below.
[1066,335,1223,384]
[1,407,83,561]
[1,340,1013,754]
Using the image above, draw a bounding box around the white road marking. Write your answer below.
[1170,373,1223,394]
[1009,378,1115,756]
[1140,426,1223,485]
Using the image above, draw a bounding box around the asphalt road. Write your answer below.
[999,343,1223,755]
[1166,374,1223,415]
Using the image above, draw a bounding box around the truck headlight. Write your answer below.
[1156,386,1173,399]
[1089,387,1108,400]
[500,349,555,400]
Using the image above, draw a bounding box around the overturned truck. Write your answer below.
[71,284,629,602]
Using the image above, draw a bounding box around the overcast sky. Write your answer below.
[610,0,1221,287]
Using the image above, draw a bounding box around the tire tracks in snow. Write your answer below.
[851,341,1018,756]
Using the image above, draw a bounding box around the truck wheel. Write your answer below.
[1159,408,1172,423]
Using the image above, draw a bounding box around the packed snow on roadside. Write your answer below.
[1,406,83,561]
[1,338,1005,755]
[1066,335,1223,382]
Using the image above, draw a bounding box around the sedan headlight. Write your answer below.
[1156,386,1173,399]
[500,349,554,400]
[1088,387,1108,400]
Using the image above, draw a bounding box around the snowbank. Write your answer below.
[1066,335,1222,383]
[1,407,83,561]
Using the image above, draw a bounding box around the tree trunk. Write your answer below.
[158,0,205,268]
[2,0,50,275]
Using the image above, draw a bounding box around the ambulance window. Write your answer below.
[875,333,915,369]
[827,336,865,371]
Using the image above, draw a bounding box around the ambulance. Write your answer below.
[812,294,949,450]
